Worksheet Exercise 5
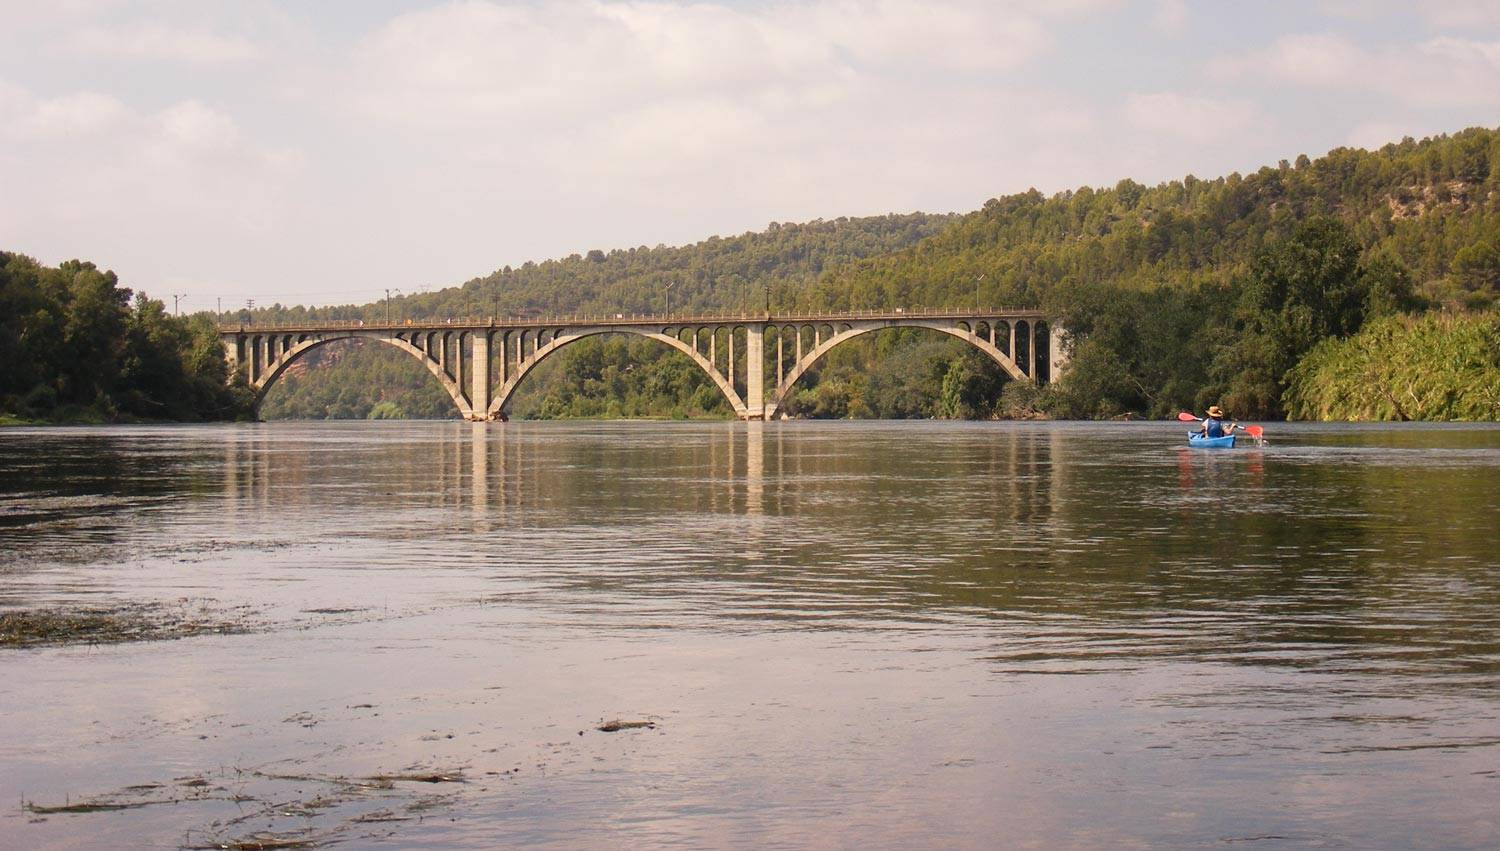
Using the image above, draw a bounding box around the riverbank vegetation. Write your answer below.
[0,253,255,423]
[1284,311,1498,421]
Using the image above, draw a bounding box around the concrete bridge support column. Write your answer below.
[470,332,491,421]
[223,339,240,380]
[1029,322,1038,379]
[744,323,765,420]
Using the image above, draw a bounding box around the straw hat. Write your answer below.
[1206,405,1225,418]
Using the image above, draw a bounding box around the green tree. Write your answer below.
[0,252,254,422]
[1217,218,1370,418]
[1451,238,1499,308]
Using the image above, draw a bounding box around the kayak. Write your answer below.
[1187,432,1236,448]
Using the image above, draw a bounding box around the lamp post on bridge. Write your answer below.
[664,280,675,317]
[384,288,401,325]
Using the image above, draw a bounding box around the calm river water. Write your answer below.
[1,421,1497,848]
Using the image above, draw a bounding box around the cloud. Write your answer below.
[1316,0,1500,30]
[342,0,1059,128]
[1252,33,1364,84]
[1122,92,1256,145]
[1415,0,1500,29]
[0,80,301,249]
[1152,0,1188,35]
[59,21,264,63]
[4,89,129,140]
[1211,32,1500,108]
[322,0,1093,223]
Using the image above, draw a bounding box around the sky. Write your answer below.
[2,1,1498,311]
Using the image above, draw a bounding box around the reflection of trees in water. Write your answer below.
[184,424,1500,682]
[486,426,1494,682]
[0,433,205,560]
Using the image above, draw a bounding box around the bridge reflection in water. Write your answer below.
[219,310,1068,421]
[220,421,1068,552]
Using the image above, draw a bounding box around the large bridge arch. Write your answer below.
[487,326,747,419]
[239,331,473,418]
[765,319,1035,420]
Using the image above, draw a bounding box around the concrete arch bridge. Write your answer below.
[219,309,1068,421]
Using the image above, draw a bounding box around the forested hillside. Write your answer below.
[262,127,1498,422]
[799,127,1498,419]
[807,131,1497,313]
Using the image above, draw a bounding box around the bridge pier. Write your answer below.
[743,324,765,420]
[469,332,491,421]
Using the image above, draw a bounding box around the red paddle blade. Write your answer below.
[1244,425,1264,438]
[1177,412,1199,422]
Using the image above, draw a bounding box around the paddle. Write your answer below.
[1178,412,1264,440]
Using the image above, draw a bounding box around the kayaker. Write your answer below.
[1200,406,1239,439]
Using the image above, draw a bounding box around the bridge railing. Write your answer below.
[216,307,1048,333]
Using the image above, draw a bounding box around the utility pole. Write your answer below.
[172,294,185,316]
[665,280,676,316]
[384,288,401,325]
[246,299,254,326]
[975,273,985,310]
[216,297,221,320]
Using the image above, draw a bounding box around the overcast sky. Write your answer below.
[2,1,1498,310]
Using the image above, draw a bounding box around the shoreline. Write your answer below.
[6,414,1497,426]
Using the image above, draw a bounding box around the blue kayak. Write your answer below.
[1187,432,1236,448]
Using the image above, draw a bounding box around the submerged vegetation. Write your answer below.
[0,602,254,647]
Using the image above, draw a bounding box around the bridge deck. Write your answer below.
[216,308,1047,334]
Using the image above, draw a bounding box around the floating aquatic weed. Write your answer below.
[0,602,258,647]
[597,719,657,732]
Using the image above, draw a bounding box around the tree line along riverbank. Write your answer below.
[6,127,1499,424]
[0,254,255,423]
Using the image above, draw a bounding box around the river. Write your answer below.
[1,421,1497,848]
